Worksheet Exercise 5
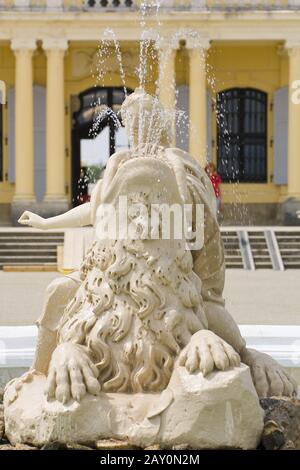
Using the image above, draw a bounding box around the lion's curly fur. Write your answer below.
[58,235,207,393]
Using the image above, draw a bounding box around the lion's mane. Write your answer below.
[58,234,207,393]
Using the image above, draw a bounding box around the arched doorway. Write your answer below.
[71,86,132,205]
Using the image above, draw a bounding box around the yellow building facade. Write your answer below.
[0,1,300,225]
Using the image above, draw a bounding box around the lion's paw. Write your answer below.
[241,348,297,397]
[178,330,240,376]
[45,343,101,404]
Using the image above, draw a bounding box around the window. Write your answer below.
[217,88,267,183]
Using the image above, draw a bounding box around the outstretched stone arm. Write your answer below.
[18,202,92,230]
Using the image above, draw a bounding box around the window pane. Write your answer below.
[115,126,129,152]
[217,88,267,182]
[80,126,110,168]
[113,88,126,105]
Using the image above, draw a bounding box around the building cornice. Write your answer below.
[2,14,300,43]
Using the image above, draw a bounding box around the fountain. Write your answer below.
[2,1,298,450]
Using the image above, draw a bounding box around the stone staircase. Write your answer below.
[222,231,244,269]
[275,231,300,269]
[0,231,64,269]
[248,231,272,269]
[222,228,300,270]
[0,228,299,270]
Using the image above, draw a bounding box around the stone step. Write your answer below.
[0,257,57,266]
[225,250,244,255]
[0,250,57,255]
[3,265,57,272]
[223,231,243,267]
[0,239,64,242]
[275,231,300,268]
[0,234,64,238]
[0,240,63,247]
[225,264,244,268]
[0,228,300,271]
[0,230,64,268]
[2,259,57,263]
[0,254,57,259]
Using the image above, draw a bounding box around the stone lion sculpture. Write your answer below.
[3,89,297,449]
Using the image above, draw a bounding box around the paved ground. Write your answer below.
[0,270,299,326]
[0,272,61,326]
[224,270,300,325]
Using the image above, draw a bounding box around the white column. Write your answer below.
[286,41,300,199]
[158,44,177,111]
[186,38,210,166]
[11,38,36,202]
[43,38,68,202]
[157,39,178,144]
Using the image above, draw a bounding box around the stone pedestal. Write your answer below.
[4,365,264,449]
